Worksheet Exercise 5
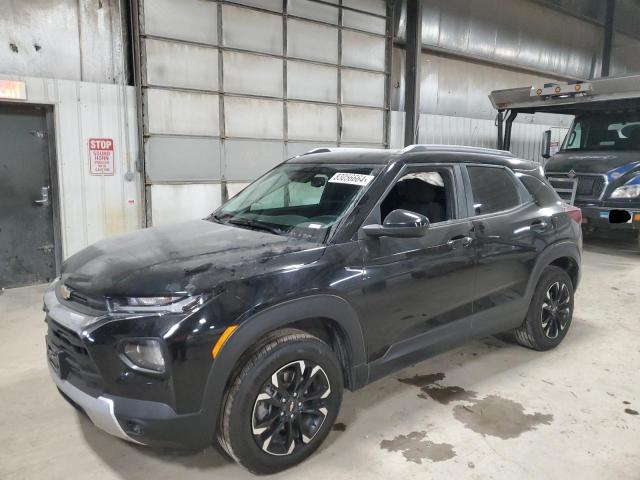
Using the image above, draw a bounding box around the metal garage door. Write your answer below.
[135,0,391,226]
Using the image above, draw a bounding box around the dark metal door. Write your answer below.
[0,104,56,288]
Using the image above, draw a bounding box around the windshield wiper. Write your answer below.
[227,218,284,235]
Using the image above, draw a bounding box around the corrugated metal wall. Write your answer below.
[0,0,128,84]
[394,0,613,80]
[0,75,141,259]
[137,0,391,226]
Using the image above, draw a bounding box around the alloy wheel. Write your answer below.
[251,360,331,456]
[541,281,571,339]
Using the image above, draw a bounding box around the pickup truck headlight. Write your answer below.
[610,184,640,199]
[108,294,205,313]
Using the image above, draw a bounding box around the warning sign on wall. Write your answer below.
[88,138,114,176]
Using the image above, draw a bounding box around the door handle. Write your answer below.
[530,220,549,232]
[447,235,473,249]
[34,185,50,207]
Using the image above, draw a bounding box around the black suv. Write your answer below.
[45,146,582,473]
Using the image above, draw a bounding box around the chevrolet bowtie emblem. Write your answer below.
[59,284,72,300]
[568,169,577,179]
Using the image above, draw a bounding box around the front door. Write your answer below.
[357,164,476,377]
[0,104,57,288]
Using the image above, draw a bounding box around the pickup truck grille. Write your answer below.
[46,317,103,395]
[546,173,607,202]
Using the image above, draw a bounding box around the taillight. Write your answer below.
[564,205,582,224]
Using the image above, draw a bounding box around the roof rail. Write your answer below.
[300,147,387,156]
[302,148,334,155]
[401,144,514,157]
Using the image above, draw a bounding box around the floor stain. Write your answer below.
[624,408,638,416]
[398,372,477,404]
[453,395,553,439]
[332,422,347,431]
[380,431,456,464]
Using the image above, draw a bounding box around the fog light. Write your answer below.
[122,339,165,373]
[124,420,144,436]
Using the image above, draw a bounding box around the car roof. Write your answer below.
[288,145,539,171]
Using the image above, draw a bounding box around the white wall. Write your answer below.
[0,74,141,259]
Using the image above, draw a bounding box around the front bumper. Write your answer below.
[44,284,216,450]
[578,205,640,233]
[48,363,143,444]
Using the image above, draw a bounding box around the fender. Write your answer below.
[525,240,581,300]
[197,294,368,441]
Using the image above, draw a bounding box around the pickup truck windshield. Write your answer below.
[210,163,380,242]
[562,112,640,152]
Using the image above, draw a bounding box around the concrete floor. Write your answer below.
[1,237,639,480]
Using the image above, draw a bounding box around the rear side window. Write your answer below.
[467,166,525,215]
[516,174,562,207]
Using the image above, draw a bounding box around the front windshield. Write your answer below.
[210,163,380,242]
[562,112,640,152]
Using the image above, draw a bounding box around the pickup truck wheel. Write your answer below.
[217,329,343,474]
[513,266,574,351]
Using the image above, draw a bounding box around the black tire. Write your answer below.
[512,266,574,351]
[218,329,343,474]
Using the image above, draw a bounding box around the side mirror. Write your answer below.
[362,209,430,238]
[541,130,552,159]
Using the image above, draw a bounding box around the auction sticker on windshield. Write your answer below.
[329,172,375,186]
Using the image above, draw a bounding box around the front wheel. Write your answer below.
[218,329,343,474]
[512,266,575,351]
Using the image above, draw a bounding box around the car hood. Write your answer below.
[546,151,640,175]
[61,220,325,297]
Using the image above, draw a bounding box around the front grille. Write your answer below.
[47,317,103,394]
[56,283,107,314]
[547,173,607,202]
[68,289,107,311]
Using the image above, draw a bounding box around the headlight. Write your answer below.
[610,184,640,199]
[122,339,165,373]
[108,294,205,313]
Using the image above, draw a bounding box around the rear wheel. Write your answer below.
[218,329,343,474]
[512,266,574,351]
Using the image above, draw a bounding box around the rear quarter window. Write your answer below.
[467,166,530,216]
[516,173,563,207]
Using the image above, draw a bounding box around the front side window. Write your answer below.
[467,166,524,215]
[562,112,640,152]
[211,163,380,242]
[380,169,454,224]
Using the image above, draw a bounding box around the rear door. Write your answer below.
[0,104,57,288]
[463,164,549,336]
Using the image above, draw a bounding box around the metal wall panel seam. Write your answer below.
[98,84,107,242]
[283,0,289,156]
[383,0,392,148]
[223,0,389,21]
[134,0,150,226]
[140,35,389,74]
[337,0,343,146]
[307,0,389,19]
[115,76,127,232]
[75,81,89,248]
[218,0,227,203]
[52,80,70,257]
